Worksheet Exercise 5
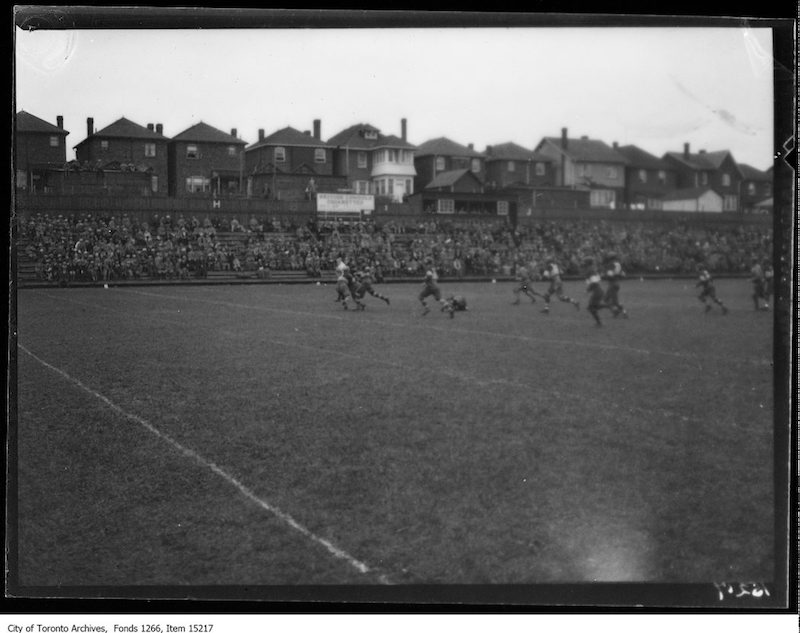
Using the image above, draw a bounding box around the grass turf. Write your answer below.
[14,278,775,587]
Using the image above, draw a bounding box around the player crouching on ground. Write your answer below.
[696,265,728,315]
[442,294,468,318]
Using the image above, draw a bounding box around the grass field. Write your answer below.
[13,278,776,592]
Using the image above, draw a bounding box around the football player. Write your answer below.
[540,259,580,314]
[603,253,628,318]
[696,266,728,315]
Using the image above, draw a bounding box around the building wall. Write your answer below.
[662,191,723,212]
[75,137,169,195]
[485,159,551,189]
[245,144,333,176]
[15,133,67,170]
[169,141,244,197]
[624,167,677,208]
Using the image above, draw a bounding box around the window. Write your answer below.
[144,143,156,158]
[700,172,708,186]
[227,146,237,157]
[508,161,515,172]
[389,149,397,162]
[578,163,589,177]
[658,170,666,184]
[497,201,509,216]
[185,176,210,193]
[437,198,455,214]
[356,180,369,194]
[436,156,446,171]
[638,169,647,183]
[722,173,731,187]
[748,183,756,195]
[388,179,394,195]
[535,162,545,176]
[723,195,738,211]
[471,158,481,173]
[101,140,109,151]
[186,144,199,159]
[150,175,158,193]
[274,147,286,162]
[364,129,378,140]
[607,166,618,179]
[314,148,326,163]
[357,152,367,168]
[49,136,59,147]
[405,179,412,195]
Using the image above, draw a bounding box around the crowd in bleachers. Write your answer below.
[19,212,773,284]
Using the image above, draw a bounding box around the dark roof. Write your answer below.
[16,111,68,135]
[663,149,736,172]
[247,126,329,150]
[738,163,771,181]
[661,186,720,202]
[89,117,169,141]
[424,168,475,189]
[540,136,628,164]
[485,142,535,161]
[615,145,670,170]
[171,121,246,145]
[327,123,415,150]
[416,137,483,158]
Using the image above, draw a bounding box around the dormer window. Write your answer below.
[363,129,378,140]
[436,156,445,171]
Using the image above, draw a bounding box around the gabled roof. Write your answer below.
[86,117,169,141]
[171,121,246,145]
[485,142,535,161]
[738,163,771,181]
[539,136,628,164]
[615,145,670,170]
[327,123,416,150]
[16,111,68,135]
[663,149,738,173]
[662,186,721,201]
[416,137,483,158]
[425,168,481,189]
[246,125,329,150]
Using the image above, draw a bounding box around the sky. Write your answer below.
[15,24,776,170]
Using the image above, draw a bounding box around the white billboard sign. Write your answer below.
[316,193,375,214]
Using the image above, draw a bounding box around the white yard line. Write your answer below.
[17,343,392,586]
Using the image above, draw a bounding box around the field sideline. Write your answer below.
[13,278,775,591]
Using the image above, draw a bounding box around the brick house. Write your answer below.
[662,143,742,212]
[328,119,416,202]
[661,186,723,213]
[534,128,628,208]
[613,143,677,210]
[414,137,485,193]
[15,111,69,192]
[413,168,516,218]
[484,142,553,190]
[73,117,169,196]
[738,163,773,213]
[168,122,247,198]
[244,120,343,200]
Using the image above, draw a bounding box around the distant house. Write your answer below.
[328,119,417,202]
[738,163,773,213]
[15,111,69,192]
[168,122,247,198]
[414,137,484,193]
[534,128,628,208]
[484,142,553,190]
[662,143,742,212]
[410,168,517,218]
[244,119,343,200]
[73,117,169,195]
[614,143,677,210]
[661,187,723,213]
[424,168,484,194]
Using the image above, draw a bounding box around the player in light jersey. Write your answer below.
[334,258,364,310]
[696,266,728,315]
[511,263,544,305]
[540,259,580,314]
[442,294,468,319]
[603,254,628,318]
[419,265,448,316]
[763,260,774,310]
[750,258,768,311]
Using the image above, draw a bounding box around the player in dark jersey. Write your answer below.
[603,254,628,318]
[585,269,614,327]
[351,269,391,309]
[696,266,728,315]
[334,258,364,310]
[540,259,580,314]
[419,265,448,316]
[511,263,544,305]
[442,294,468,318]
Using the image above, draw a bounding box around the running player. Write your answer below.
[511,262,543,305]
[603,253,628,318]
[696,266,728,315]
[333,258,364,310]
[419,264,448,316]
[585,265,613,327]
[351,268,391,309]
[540,259,580,314]
[442,294,468,319]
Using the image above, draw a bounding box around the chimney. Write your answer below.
[147,123,154,131]
[304,130,311,136]
[580,135,589,140]
[156,123,163,135]
[684,142,690,158]
[401,118,407,142]
[699,149,706,154]
[231,128,237,138]
[561,127,568,149]
[57,115,63,129]
[87,117,94,137]
[468,143,474,150]
[486,145,493,156]
[313,119,321,140]
[258,128,265,142]
[612,141,618,150]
